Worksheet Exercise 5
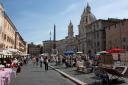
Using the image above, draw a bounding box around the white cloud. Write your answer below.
[87,0,93,2]
[60,3,79,15]
[94,0,128,19]
[34,41,43,45]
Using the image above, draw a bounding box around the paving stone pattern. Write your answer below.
[10,62,76,85]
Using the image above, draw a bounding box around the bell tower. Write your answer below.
[68,20,74,39]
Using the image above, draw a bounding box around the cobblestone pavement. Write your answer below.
[10,62,76,85]
[50,62,128,85]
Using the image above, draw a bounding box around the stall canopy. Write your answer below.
[96,51,113,65]
[106,48,125,53]
[96,51,109,55]
[64,51,74,56]
[0,48,22,55]
[76,51,83,54]
[40,53,49,56]
[0,48,4,54]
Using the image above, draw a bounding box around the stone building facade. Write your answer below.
[56,39,66,55]
[28,42,43,56]
[78,3,121,54]
[0,5,16,49]
[85,19,120,54]
[0,4,26,53]
[78,3,96,53]
[15,32,26,53]
[43,40,52,54]
[106,19,128,50]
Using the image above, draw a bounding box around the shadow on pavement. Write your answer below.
[54,67,66,69]
[88,79,125,85]
[31,68,54,72]
[110,79,125,84]
[31,70,46,72]
[73,72,85,75]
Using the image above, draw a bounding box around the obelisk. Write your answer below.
[53,24,56,49]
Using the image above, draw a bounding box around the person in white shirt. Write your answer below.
[40,57,44,68]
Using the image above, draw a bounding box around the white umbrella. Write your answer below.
[76,52,83,54]
[96,51,109,55]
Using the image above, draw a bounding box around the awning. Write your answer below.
[40,53,49,56]
[76,51,83,54]
[96,51,109,55]
[106,48,125,53]
[64,51,74,56]
[0,48,22,55]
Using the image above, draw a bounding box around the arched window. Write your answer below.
[86,16,88,23]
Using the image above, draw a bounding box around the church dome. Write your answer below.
[88,13,96,22]
[81,3,96,24]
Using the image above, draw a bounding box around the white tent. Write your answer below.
[0,48,22,55]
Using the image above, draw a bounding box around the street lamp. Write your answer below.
[49,31,51,57]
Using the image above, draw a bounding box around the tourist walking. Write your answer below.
[36,57,39,66]
[40,56,44,68]
[44,57,49,71]
[55,56,58,65]
[16,61,21,74]
[32,57,36,67]
[23,56,27,65]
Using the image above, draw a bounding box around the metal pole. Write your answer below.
[50,31,51,56]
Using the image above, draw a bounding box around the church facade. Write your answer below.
[65,21,77,52]
[57,21,78,54]
[78,3,120,55]
[43,3,127,55]
[78,3,96,53]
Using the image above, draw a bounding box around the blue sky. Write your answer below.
[0,0,128,44]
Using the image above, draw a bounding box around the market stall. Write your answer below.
[0,48,23,67]
[106,48,128,65]
[96,51,114,66]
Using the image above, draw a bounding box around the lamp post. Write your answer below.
[49,31,51,57]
